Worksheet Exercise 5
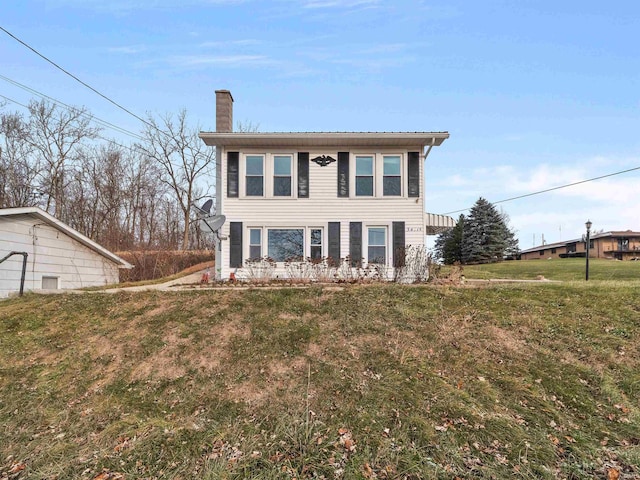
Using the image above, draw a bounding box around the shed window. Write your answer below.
[42,276,59,290]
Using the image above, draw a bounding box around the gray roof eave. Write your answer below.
[199,131,449,148]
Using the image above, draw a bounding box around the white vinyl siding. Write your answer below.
[219,146,425,280]
[0,215,121,297]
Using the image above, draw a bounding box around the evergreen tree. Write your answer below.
[434,214,465,264]
[461,197,519,264]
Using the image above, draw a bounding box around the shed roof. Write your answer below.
[0,207,133,268]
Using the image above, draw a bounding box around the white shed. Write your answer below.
[0,207,132,298]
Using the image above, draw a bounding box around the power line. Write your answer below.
[0,93,142,157]
[442,165,640,215]
[0,25,156,132]
[0,74,144,140]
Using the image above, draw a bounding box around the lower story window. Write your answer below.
[268,229,304,262]
[249,228,262,259]
[310,228,322,260]
[368,227,386,264]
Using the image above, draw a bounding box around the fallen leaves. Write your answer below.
[8,463,25,474]
[607,467,620,480]
[92,469,124,480]
[338,427,356,453]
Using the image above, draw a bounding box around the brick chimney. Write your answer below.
[215,89,234,133]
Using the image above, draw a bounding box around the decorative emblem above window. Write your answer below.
[311,155,336,167]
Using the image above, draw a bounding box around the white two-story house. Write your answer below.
[199,90,450,281]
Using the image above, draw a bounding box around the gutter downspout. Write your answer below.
[422,137,437,233]
[0,251,29,296]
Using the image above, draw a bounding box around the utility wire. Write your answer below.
[0,93,143,157]
[0,74,144,140]
[0,25,157,133]
[442,165,640,215]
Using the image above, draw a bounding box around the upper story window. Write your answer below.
[383,156,401,196]
[351,153,406,198]
[246,155,264,196]
[273,155,292,196]
[355,156,374,196]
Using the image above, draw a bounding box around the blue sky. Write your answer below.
[2,0,639,249]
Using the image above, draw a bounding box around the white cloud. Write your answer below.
[198,39,261,48]
[169,54,274,67]
[428,156,640,247]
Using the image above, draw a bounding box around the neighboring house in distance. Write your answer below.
[0,207,132,298]
[520,230,640,261]
[199,90,451,280]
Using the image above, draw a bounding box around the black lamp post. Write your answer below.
[585,220,592,281]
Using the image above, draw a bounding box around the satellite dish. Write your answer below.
[207,215,226,232]
[201,199,213,214]
[193,199,214,216]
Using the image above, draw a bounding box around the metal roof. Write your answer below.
[199,131,449,148]
[0,207,133,268]
[424,213,456,235]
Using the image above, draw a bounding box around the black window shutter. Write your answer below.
[408,151,420,198]
[349,222,362,267]
[337,152,349,197]
[393,221,406,268]
[229,222,243,268]
[227,152,239,198]
[328,222,340,264]
[298,152,309,198]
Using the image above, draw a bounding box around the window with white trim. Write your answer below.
[42,276,59,289]
[310,228,323,260]
[355,156,374,196]
[245,155,264,196]
[368,227,387,264]
[268,229,304,261]
[273,155,292,196]
[383,155,401,196]
[249,228,262,259]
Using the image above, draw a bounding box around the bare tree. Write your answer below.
[26,99,100,221]
[122,153,168,249]
[0,111,41,208]
[137,109,215,250]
